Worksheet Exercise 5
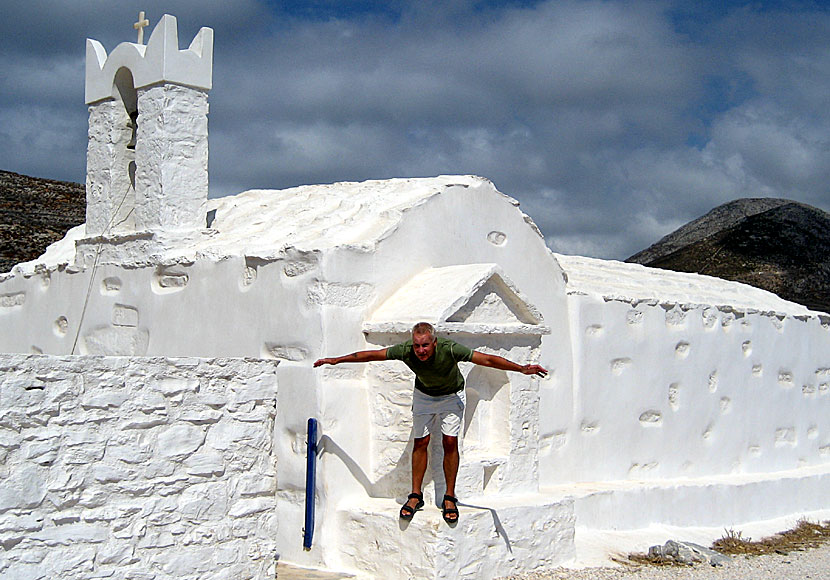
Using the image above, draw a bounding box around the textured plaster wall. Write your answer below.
[0,257,323,360]
[85,85,208,238]
[0,354,278,580]
[540,296,830,485]
[135,84,208,233]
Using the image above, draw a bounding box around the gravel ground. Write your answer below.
[500,543,830,580]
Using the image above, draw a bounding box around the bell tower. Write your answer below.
[84,14,214,237]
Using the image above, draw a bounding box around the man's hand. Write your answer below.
[471,351,548,377]
[313,358,337,367]
[520,364,548,378]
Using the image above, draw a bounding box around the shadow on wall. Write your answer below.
[458,500,513,552]
[318,434,411,499]
[317,434,513,550]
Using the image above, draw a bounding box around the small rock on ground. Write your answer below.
[499,543,830,580]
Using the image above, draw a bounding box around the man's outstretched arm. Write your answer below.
[471,351,548,377]
[313,349,388,367]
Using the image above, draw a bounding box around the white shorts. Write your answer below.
[412,389,466,438]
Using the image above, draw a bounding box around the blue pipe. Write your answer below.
[303,417,318,550]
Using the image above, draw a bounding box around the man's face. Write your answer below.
[412,332,437,361]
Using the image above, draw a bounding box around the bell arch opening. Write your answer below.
[110,66,138,232]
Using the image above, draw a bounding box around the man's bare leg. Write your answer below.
[442,434,459,521]
[404,435,430,512]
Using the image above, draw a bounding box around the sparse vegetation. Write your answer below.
[624,553,689,568]
[713,519,830,556]
[624,552,681,567]
[625,519,830,567]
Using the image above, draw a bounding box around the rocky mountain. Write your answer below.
[627,198,830,313]
[0,170,86,274]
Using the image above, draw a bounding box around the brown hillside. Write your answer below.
[0,170,85,274]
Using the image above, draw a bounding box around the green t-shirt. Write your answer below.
[386,337,474,396]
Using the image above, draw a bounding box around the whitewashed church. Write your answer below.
[0,14,828,580]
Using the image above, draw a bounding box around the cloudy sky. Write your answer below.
[2,1,829,259]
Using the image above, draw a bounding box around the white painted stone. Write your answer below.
[156,423,205,457]
[556,254,813,316]
[92,464,133,483]
[0,465,47,511]
[159,545,218,575]
[34,545,97,577]
[184,452,226,476]
[84,99,136,236]
[179,481,228,521]
[151,377,199,396]
[205,418,268,451]
[81,390,130,409]
[0,514,43,533]
[96,541,136,565]
[262,343,308,361]
[180,407,223,424]
[29,522,109,545]
[228,497,272,518]
[229,378,278,404]
[112,304,139,327]
[137,528,175,548]
[134,83,209,232]
[82,326,150,356]
[337,496,576,579]
[238,475,276,497]
[0,292,25,308]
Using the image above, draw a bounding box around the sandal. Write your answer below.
[442,494,459,524]
[399,492,424,520]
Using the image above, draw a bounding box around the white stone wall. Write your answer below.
[0,354,279,580]
[0,257,323,361]
[540,296,830,485]
[135,84,209,233]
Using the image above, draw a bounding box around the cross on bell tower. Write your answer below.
[134,11,150,45]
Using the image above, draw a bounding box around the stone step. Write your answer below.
[332,495,576,580]
[544,463,830,531]
[276,562,355,579]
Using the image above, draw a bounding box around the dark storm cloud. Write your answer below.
[2,1,829,259]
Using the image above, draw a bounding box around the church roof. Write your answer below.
[11,175,506,274]
[555,253,815,316]
[200,175,495,258]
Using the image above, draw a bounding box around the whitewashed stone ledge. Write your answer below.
[362,322,551,335]
[0,354,279,580]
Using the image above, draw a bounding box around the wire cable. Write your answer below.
[70,182,134,354]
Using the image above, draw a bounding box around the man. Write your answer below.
[313,322,547,524]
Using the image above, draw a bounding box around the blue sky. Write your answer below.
[2,1,829,259]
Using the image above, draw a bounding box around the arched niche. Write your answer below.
[109,66,137,231]
[463,365,510,456]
